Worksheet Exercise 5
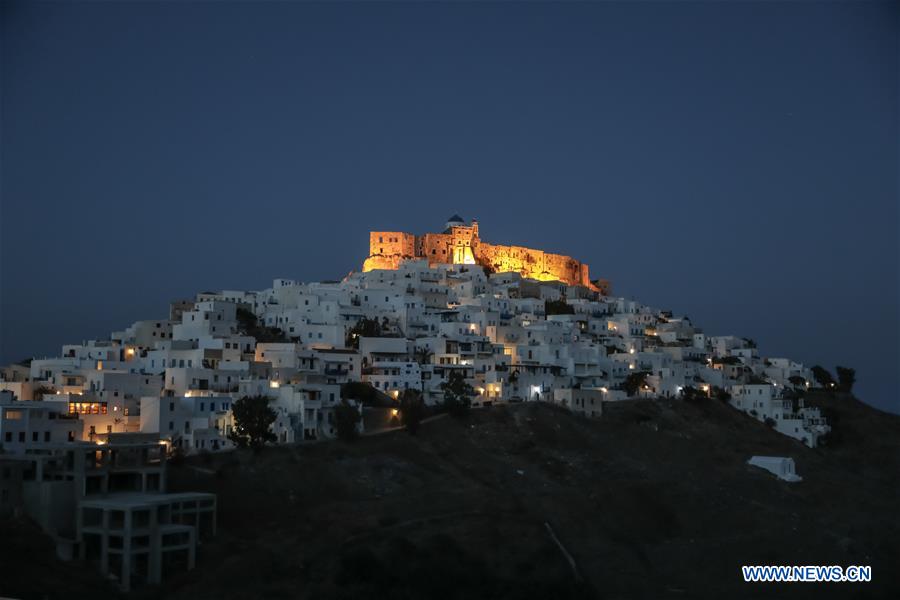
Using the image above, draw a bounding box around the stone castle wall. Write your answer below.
[369,231,416,259]
[363,222,603,292]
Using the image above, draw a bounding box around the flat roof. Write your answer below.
[79,492,216,510]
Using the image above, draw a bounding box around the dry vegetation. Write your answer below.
[2,392,898,599]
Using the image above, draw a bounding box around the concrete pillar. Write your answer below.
[187,527,196,570]
[75,501,84,555]
[149,509,161,585]
[99,509,109,574]
[122,509,132,592]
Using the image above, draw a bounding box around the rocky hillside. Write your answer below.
[2,393,898,599]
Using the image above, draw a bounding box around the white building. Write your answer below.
[748,456,802,482]
[4,234,831,457]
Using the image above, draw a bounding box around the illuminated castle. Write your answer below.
[362,216,607,293]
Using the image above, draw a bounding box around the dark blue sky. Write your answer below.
[1,1,897,412]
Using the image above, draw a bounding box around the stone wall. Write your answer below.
[369,232,416,259]
[364,223,602,292]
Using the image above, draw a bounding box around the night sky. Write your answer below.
[1,1,897,413]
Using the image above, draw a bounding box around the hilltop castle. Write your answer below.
[362,216,608,293]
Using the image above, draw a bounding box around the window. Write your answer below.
[4,432,10,442]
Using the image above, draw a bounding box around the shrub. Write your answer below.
[335,401,361,441]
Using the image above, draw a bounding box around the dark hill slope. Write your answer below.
[2,394,898,599]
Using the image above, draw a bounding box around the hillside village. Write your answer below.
[0,217,837,591]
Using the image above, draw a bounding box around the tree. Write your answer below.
[236,308,288,343]
[711,386,731,402]
[835,366,856,393]
[621,371,650,397]
[747,373,770,385]
[236,307,258,332]
[441,370,475,417]
[414,347,434,365]
[341,381,392,407]
[346,318,382,349]
[810,365,836,390]
[788,375,807,388]
[399,389,425,435]
[712,356,741,366]
[544,299,574,316]
[32,385,56,401]
[229,395,277,449]
[680,386,704,402]
[335,401,361,441]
